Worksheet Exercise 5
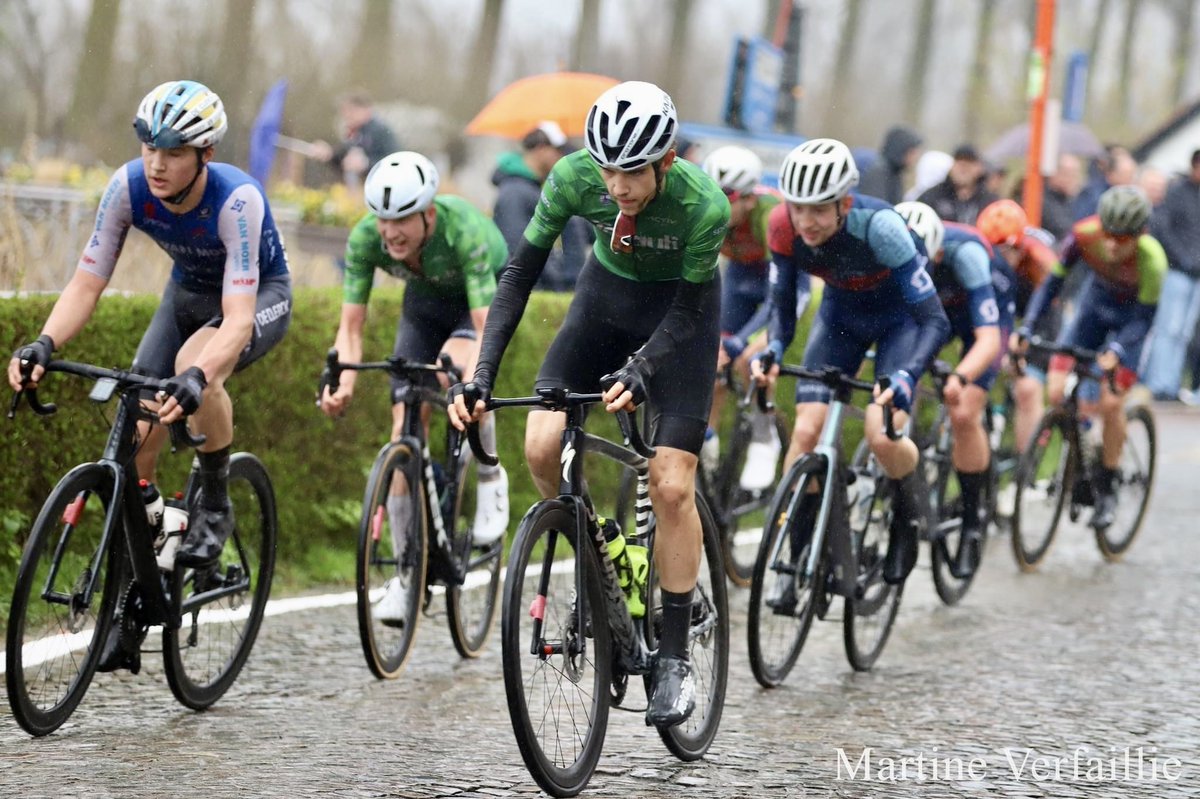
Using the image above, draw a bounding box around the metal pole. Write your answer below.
[1021,0,1056,227]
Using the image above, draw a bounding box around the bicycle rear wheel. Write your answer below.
[928,465,981,607]
[1095,405,1155,561]
[747,457,825,688]
[1011,411,1072,571]
[647,494,729,760]
[446,450,502,658]
[843,461,904,671]
[6,464,122,736]
[164,453,276,709]
[354,442,427,680]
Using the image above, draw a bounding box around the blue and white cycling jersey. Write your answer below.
[936,222,1006,335]
[79,160,289,295]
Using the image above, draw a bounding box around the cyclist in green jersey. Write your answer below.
[321,151,509,624]
[449,81,730,728]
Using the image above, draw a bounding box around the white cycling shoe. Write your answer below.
[473,466,510,545]
[739,437,782,491]
[375,578,410,628]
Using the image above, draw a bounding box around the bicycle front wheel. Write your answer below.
[354,442,427,680]
[164,453,277,709]
[843,461,903,671]
[1095,405,1155,561]
[747,456,825,688]
[718,412,789,587]
[1011,411,1073,571]
[501,500,609,798]
[6,464,122,736]
[446,450,502,658]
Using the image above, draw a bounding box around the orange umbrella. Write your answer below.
[466,72,619,139]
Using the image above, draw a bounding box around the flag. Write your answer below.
[248,79,288,186]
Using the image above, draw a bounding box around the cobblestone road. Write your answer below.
[3,403,1198,798]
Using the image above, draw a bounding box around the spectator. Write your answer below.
[1142,150,1200,401]
[490,121,589,292]
[1073,144,1137,220]
[917,144,998,225]
[674,134,701,164]
[859,125,923,204]
[310,90,400,187]
[903,149,952,201]
[1040,153,1084,241]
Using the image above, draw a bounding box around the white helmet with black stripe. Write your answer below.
[364,151,439,219]
[584,81,677,172]
[778,138,859,204]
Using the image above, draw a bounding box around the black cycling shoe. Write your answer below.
[177,499,235,568]
[765,573,798,616]
[949,515,984,580]
[1091,487,1117,530]
[884,471,926,585]
[645,654,696,728]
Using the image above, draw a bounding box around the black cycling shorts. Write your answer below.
[391,286,475,400]
[133,276,292,378]
[536,257,719,455]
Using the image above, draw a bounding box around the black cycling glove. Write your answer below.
[164,366,208,415]
[14,334,55,376]
[601,355,652,407]
[450,381,492,413]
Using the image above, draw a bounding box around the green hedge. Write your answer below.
[1,286,818,618]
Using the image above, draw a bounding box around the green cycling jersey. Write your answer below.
[343,195,508,308]
[523,150,729,284]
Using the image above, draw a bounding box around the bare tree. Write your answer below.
[458,0,506,120]
[1115,0,1138,123]
[2,0,52,147]
[68,0,123,150]
[1084,0,1112,115]
[570,0,603,72]
[827,0,863,132]
[662,0,695,98]
[1169,0,1195,106]
[964,0,998,143]
[348,0,395,99]
[904,0,936,127]
[215,0,259,165]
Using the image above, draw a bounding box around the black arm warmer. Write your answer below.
[633,277,719,376]
[472,239,551,390]
[903,294,952,379]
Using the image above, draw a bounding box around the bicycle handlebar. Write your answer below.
[759,352,902,440]
[317,348,463,403]
[8,359,206,449]
[1025,335,1118,392]
[460,383,656,467]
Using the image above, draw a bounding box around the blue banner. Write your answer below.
[248,79,288,186]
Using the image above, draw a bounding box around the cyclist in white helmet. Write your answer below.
[8,79,292,671]
[751,138,950,596]
[700,146,785,492]
[449,80,730,728]
[320,151,511,624]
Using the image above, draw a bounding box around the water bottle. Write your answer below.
[140,480,164,531]
[157,503,189,571]
[600,517,648,618]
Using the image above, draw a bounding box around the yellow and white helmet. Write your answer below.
[134,80,228,148]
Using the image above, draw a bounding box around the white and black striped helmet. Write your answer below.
[585,81,677,171]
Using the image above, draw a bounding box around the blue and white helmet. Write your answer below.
[585,81,677,171]
[134,80,228,148]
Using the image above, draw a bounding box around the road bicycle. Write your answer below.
[6,358,276,736]
[747,358,904,688]
[318,350,502,680]
[463,385,729,798]
[1009,337,1155,570]
[616,363,788,587]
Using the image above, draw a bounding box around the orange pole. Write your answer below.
[1022,0,1056,227]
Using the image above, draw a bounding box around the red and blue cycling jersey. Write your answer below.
[79,160,289,295]
[765,193,950,380]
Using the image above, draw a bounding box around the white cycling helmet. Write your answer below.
[585,81,677,171]
[703,146,763,196]
[364,152,440,219]
[134,80,228,148]
[895,201,945,257]
[778,138,859,204]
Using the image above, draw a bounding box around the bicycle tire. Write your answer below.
[928,463,981,607]
[1010,410,1073,572]
[353,442,427,680]
[647,493,729,760]
[501,500,610,798]
[6,464,123,736]
[843,460,904,671]
[716,411,786,588]
[747,456,825,688]
[1094,404,1155,561]
[446,449,502,658]
[164,453,277,709]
